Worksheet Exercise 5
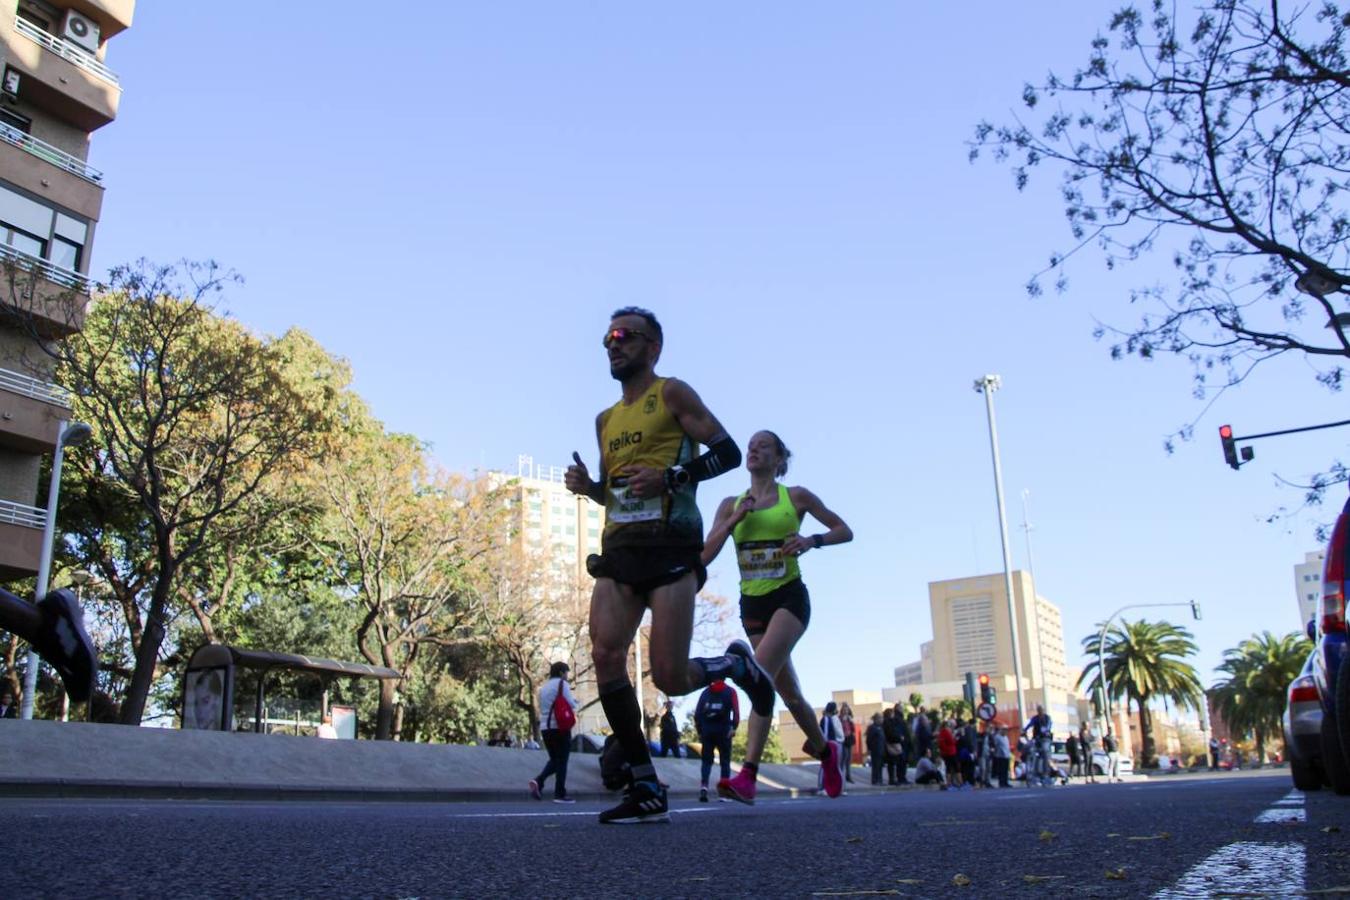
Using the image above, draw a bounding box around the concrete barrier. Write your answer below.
[0,720,845,802]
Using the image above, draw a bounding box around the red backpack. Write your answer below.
[550,679,576,731]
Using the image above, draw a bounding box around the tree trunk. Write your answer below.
[375,678,395,740]
[118,615,165,726]
[1137,699,1157,768]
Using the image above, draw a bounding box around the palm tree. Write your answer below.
[1078,619,1204,767]
[1211,631,1312,764]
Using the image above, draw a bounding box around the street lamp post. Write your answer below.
[1094,600,1203,740]
[20,421,93,720]
[973,375,1027,730]
[1020,489,1049,711]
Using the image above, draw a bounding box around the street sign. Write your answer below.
[977,702,996,722]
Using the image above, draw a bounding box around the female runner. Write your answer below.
[701,430,853,803]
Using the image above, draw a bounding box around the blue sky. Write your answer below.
[86,5,1344,714]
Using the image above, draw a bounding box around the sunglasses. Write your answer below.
[602,327,652,349]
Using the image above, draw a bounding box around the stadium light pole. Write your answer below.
[973,375,1027,730]
[21,421,93,720]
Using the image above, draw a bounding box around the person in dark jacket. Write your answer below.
[865,712,886,785]
[883,707,910,785]
[694,680,740,801]
[909,705,932,763]
[659,700,681,758]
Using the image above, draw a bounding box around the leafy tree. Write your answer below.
[972,0,1350,494]
[907,692,925,714]
[1079,619,1205,766]
[51,261,342,724]
[1211,629,1312,762]
[938,698,972,723]
[311,429,507,739]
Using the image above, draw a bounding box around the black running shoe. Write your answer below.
[598,782,669,824]
[35,588,96,704]
[725,640,775,716]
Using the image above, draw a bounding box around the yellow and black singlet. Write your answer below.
[732,483,802,596]
[599,377,701,549]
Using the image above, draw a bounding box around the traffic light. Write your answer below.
[963,671,977,706]
[978,672,995,706]
[1219,425,1240,470]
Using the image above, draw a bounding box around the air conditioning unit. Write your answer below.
[60,9,100,54]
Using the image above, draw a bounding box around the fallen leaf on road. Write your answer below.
[1323,826,1342,834]
[894,880,923,885]
[1106,832,1122,838]
[845,836,864,843]
[1023,875,1066,884]
[1105,868,1128,881]
[1039,830,1056,842]
[952,874,972,887]
[1127,832,1171,841]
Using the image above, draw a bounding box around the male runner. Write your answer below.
[566,307,775,824]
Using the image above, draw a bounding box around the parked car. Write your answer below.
[1050,739,1135,778]
[1284,649,1326,791]
[1314,491,1350,795]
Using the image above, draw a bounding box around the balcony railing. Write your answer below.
[0,121,103,183]
[0,241,91,293]
[0,498,44,529]
[0,365,71,408]
[13,17,120,87]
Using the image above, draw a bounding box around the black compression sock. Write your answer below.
[598,679,653,775]
[743,761,759,781]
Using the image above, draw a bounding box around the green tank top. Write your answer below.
[732,483,801,596]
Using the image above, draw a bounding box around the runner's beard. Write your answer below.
[610,358,640,382]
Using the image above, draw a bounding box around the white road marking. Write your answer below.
[1153,842,1304,899]
[1254,807,1306,823]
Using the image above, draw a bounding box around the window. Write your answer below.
[0,108,31,134]
[1,222,43,257]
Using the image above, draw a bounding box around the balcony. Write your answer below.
[4,17,122,130]
[66,1,136,39]
[0,242,90,337]
[0,498,45,579]
[0,366,72,454]
[0,122,104,221]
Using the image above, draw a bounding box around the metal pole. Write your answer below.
[1021,490,1049,713]
[21,423,71,720]
[974,376,1027,731]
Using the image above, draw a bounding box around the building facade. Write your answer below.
[1294,550,1324,631]
[0,0,133,580]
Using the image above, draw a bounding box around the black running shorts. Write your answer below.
[587,546,707,595]
[739,579,811,636]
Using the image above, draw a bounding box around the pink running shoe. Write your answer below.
[717,770,757,805]
[821,740,843,799]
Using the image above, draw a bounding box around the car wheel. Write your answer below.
[1340,651,1350,780]
[1323,711,1350,795]
[1291,755,1323,791]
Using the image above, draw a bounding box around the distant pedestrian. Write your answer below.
[909,705,932,762]
[317,713,338,739]
[914,749,946,787]
[937,719,961,788]
[1209,736,1220,770]
[866,712,886,785]
[529,661,578,803]
[694,679,739,802]
[992,726,1012,788]
[1079,722,1097,783]
[659,700,681,758]
[1022,705,1054,786]
[1066,732,1081,779]
[840,702,857,784]
[819,701,846,790]
[883,707,909,785]
[1103,729,1122,782]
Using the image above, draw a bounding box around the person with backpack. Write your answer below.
[694,679,740,801]
[529,661,578,803]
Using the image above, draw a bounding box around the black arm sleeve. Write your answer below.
[673,433,741,485]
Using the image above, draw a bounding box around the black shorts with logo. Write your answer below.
[739,578,811,636]
[587,545,707,595]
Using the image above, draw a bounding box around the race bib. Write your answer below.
[609,482,662,523]
[738,540,787,580]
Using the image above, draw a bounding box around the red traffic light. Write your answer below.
[1219,424,1241,469]
[1219,424,1232,439]
[978,673,989,686]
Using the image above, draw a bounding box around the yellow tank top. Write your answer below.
[732,483,802,595]
[599,378,701,549]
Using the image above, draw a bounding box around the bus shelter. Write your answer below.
[182,644,399,737]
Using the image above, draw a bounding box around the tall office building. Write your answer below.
[1294,550,1324,631]
[0,0,132,580]
[490,455,606,732]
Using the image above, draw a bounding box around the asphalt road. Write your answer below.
[6,772,1347,898]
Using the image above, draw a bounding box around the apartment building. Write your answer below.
[0,0,132,580]
[1294,550,1324,631]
